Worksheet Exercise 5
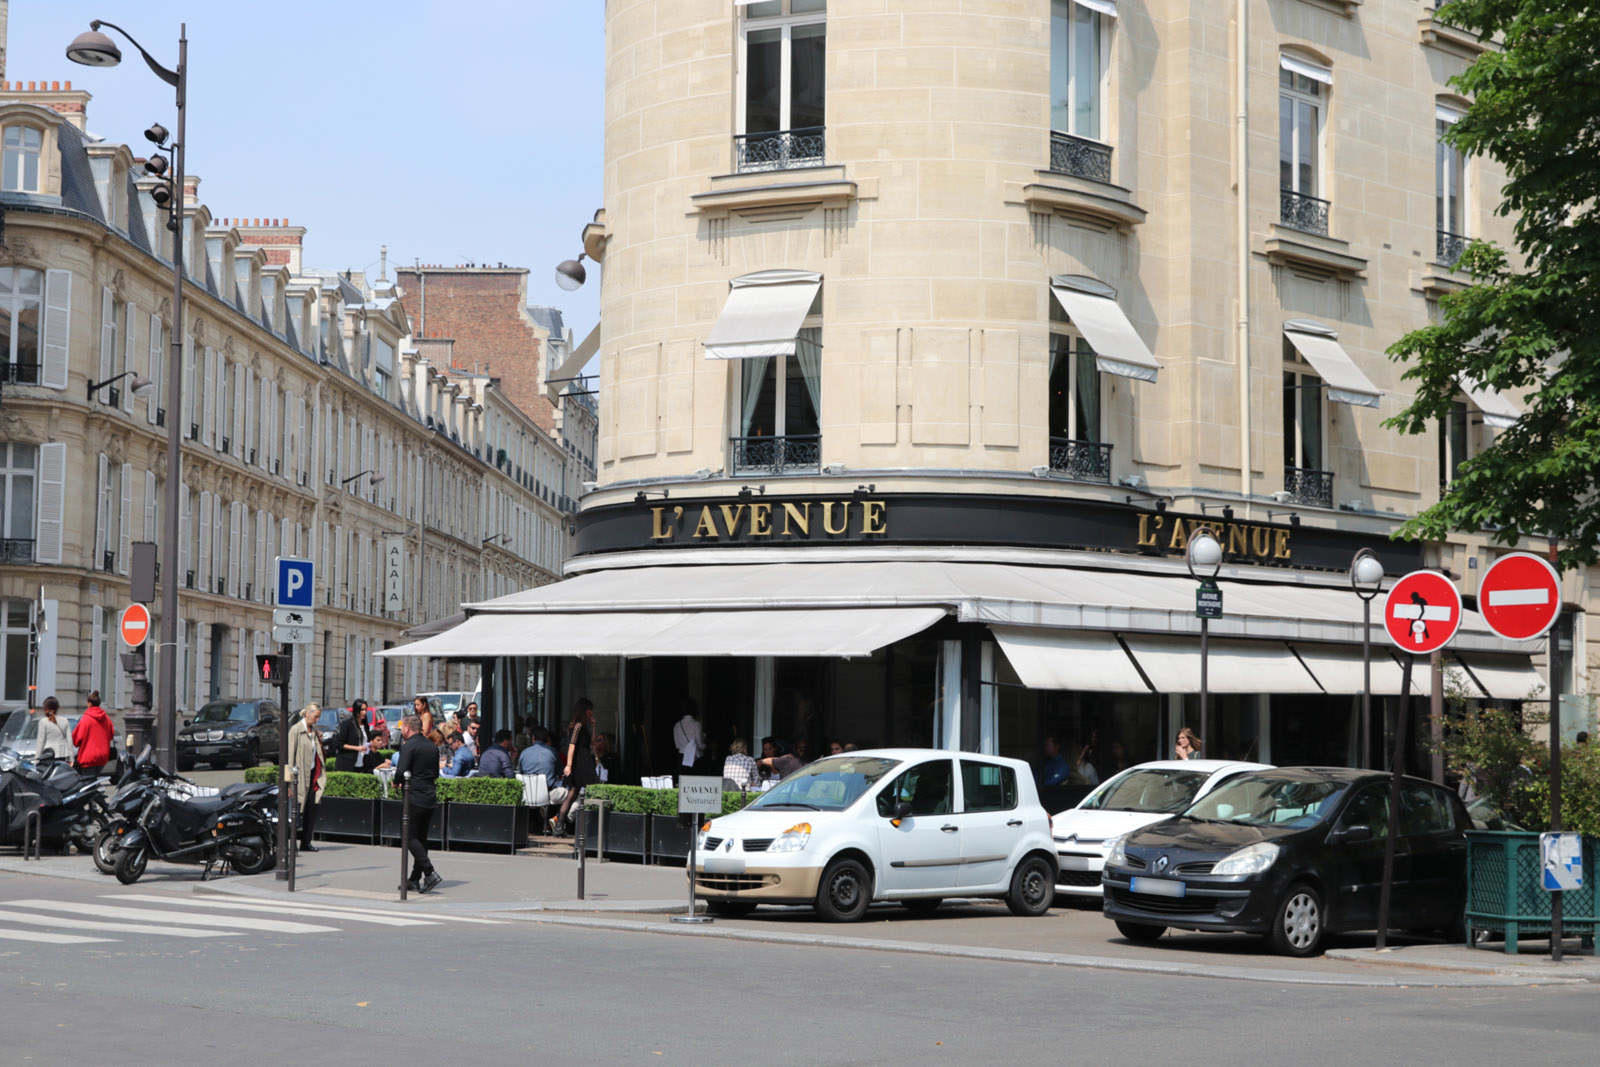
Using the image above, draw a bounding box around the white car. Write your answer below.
[1051,759,1270,899]
[692,748,1058,922]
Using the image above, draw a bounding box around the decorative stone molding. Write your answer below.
[692,165,863,221]
[1260,224,1367,280]
[1419,8,1497,58]
[1013,174,1147,234]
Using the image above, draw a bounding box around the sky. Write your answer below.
[7,0,605,339]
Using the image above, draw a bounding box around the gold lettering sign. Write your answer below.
[647,500,890,543]
[1137,514,1291,563]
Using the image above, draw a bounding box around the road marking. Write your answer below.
[1486,587,1549,607]
[0,907,234,939]
[8,899,336,934]
[117,894,441,927]
[1389,604,1453,621]
[0,928,115,944]
[192,891,507,924]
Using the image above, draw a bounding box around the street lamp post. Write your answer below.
[1350,549,1385,769]
[1186,528,1223,746]
[69,20,187,771]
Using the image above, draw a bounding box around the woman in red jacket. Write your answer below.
[71,691,115,774]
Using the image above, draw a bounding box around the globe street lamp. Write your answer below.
[1350,548,1385,768]
[69,19,187,771]
[1187,528,1223,746]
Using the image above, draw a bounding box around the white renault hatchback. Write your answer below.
[693,749,1058,921]
[1051,759,1270,900]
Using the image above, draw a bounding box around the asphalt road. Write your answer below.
[1,872,1596,1066]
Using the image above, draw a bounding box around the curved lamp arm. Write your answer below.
[90,20,181,86]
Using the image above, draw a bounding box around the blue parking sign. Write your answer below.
[276,557,315,608]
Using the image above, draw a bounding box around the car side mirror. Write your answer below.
[893,800,912,820]
[1330,824,1373,845]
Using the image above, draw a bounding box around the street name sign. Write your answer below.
[276,556,315,609]
[1479,552,1561,642]
[1195,579,1223,619]
[1383,570,1462,654]
[119,603,151,648]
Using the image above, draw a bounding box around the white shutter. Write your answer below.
[94,453,109,568]
[41,269,72,390]
[334,523,344,599]
[176,618,188,711]
[122,302,137,412]
[118,463,133,574]
[196,491,212,588]
[299,398,308,482]
[335,413,345,485]
[182,335,195,437]
[280,518,292,561]
[99,286,116,385]
[144,470,157,542]
[214,352,227,451]
[35,442,67,563]
[178,483,191,583]
[244,369,256,464]
[233,367,245,458]
[256,509,268,601]
[195,619,208,706]
[147,312,162,424]
[261,381,273,471]
[227,502,241,597]
[90,605,104,701]
[201,347,215,445]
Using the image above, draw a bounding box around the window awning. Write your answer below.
[1289,642,1412,695]
[1284,320,1381,408]
[703,270,822,360]
[1280,53,1333,85]
[1050,277,1160,382]
[1452,653,1546,701]
[992,627,1150,692]
[1459,375,1520,429]
[1120,635,1323,694]
[379,606,945,659]
[1074,0,1119,16]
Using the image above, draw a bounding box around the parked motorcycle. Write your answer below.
[0,752,111,855]
[92,755,277,875]
[106,749,277,884]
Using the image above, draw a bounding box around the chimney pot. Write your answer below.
[52,81,60,91]
[29,81,37,91]
[65,81,72,90]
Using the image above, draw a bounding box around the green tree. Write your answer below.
[1386,2,1600,569]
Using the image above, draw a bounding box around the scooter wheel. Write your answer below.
[114,845,148,885]
[93,828,120,875]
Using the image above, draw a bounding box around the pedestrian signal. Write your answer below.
[256,654,287,686]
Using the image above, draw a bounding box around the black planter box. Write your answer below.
[584,810,648,860]
[446,802,530,854]
[649,813,694,867]
[379,799,446,848]
[315,797,378,844]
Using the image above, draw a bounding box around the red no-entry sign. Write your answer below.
[1383,570,1462,654]
[1478,552,1561,642]
[119,603,151,648]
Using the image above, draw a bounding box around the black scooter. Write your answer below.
[0,754,111,855]
[108,749,277,884]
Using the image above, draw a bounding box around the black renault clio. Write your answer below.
[1100,767,1469,957]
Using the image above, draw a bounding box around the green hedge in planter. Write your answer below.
[242,766,521,805]
[244,765,276,784]
[586,785,757,817]
[436,777,524,806]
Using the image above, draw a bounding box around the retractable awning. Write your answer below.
[1050,276,1161,382]
[1120,635,1323,694]
[1284,320,1381,408]
[1289,642,1411,694]
[379,606,945,659]
[545,323,600,402]
[1452,653,1546,701]
[703,270,822,360]
[992,627,1150,692]
[1459,375,1521,429]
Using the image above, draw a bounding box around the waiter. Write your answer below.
[394,714,442,894]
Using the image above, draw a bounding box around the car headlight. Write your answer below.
[1105,834,1129,869]
[1211,841,1280,876]
[766,822,812,853]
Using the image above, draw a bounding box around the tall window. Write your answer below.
[1436,105,1467,265]
[0,599,31,702]
[2,126,41,193]
[1051,0,1104,141]
[1439,400,1471,490]
[739,0,827,172]
[0,443,36,560]
[0,267,43,382]
[1279,58,1328,234]
[736,323,822,472]
[1282,369,1324,474]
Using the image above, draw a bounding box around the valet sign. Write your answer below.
[1383,570,1462,654]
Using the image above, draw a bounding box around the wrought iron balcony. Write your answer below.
[216,577,227,596]
[1,361,39,384]
[1436,229,1468,268]
[1279,188,1331,236]
[1048,438,1114,483]
[1048,131,1113,185]
[107,387,121,407]
[731,434,822,474]
[185,569,195,590]
[1283,465,1335,509]
[102,550,115,572]
[0,538,35,563]
[189,421,199,439]
[734,126,826,174]
[155,408,166,427]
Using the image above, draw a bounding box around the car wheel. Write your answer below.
[1115,920,1167,943]
[93,828,120,876]
[114,845,148,886]
[1268,881,1325,957]
[1006,855,1055,917]
[706,900,756,918]
[241,742,259,770]
[815,858,872,922]
[901,897,943,916]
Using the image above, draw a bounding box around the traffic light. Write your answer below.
[256,654,288,686]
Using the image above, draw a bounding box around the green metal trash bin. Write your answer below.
[1464,830,1598,953]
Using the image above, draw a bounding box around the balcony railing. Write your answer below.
[0,538,35,563]
[185,569,195,590]
[734,126,826,174]
[1048,438,1114,483]
[1437,229,1469,268]
[155,408,166,427]
[1,361,40,384]
[102,550,115,572]
[1048,131,1113,185]
[1279,188,1331,236]
[731,434,822,474]
[1283,465,1335,509]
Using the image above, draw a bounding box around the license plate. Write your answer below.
[1058,855,1097,871]
[1129,877,1186,898]
[196,746,221,755]
[702,856,746,875]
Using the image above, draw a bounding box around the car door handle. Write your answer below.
[940,824,958,833]
[1006,819,1024,827]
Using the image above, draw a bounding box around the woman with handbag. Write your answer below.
[550,698,599,835]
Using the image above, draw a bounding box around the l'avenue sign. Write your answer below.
[650,498,888,542]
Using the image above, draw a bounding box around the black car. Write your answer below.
[177,699,283,770]
[1100,767,1469,957]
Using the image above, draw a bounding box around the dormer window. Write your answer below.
[2,126,42,192]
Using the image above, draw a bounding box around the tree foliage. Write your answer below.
[1386,1,1600,569]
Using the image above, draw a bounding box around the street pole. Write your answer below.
[1375,652,1413,951]
[1199,615,1209,747]
[1361,599,1372,769]
[277,647,291,885]
[1547,536,1564,962]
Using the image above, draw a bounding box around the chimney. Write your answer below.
[0,79,92,130]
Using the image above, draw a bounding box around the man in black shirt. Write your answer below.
[394,714,442,894]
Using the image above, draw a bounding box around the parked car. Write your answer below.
[416,691,474,718]
[176,699,283,770]
[693,748,1058,922]
[315,705,346,757]
[0,706,128,776]
[1052,759,1269,900]
[1100,766,1470,957]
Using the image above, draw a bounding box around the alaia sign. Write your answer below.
[383,535,406,614]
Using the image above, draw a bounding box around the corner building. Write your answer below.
[396,1,1594,787]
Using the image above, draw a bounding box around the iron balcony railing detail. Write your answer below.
[1048,438,1114,483]
[0,538,35,563]
[1,361,40,384]
[1280,188,1331,236]
[1283,465,1335,509]
[731,435,822,474]
[734,126,826,173]
[1048,131,1113,185]
[1437,229,1469,268]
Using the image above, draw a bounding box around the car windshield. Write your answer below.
[1080,768,1213,814]
[748,756,901,812]
[1184,774,1348,829]
[318,709,342,729]
[194,703,255,724]
[0,710,35,743]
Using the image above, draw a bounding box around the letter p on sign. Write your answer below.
[276,557,314,608]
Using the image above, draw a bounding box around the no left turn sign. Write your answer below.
[1383,570,1462,654]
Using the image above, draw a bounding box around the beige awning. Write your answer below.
[1452,653,1546,701]
[1120,635,1323,694]
[704,270,822,360]
[1459,375,1520,430]
[1050,276,1160,382]
[1284,320,1381,408]
[1289,642,1411,694]
[992,627,1150,692]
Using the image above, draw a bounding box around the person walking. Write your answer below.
[394,714,442,894]
[288,704,328,853]
[70,691,115,775]
[36,696,74,763]
[411,695,435,737]
[551,698,599,835]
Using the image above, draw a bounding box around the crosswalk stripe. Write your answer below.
[116,895,441,927]
[8,899,336,934]
[0,928,116,945]
[0,908,234,939]
[189,892,506,925]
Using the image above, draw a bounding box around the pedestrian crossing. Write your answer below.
[0,893,502,946]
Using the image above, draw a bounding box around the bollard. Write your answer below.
[22,809,41,861]
[399,770,412,900]
[286,767,299,893]
[576,803,586,901]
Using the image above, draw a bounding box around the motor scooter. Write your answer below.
[107,749,276,884]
